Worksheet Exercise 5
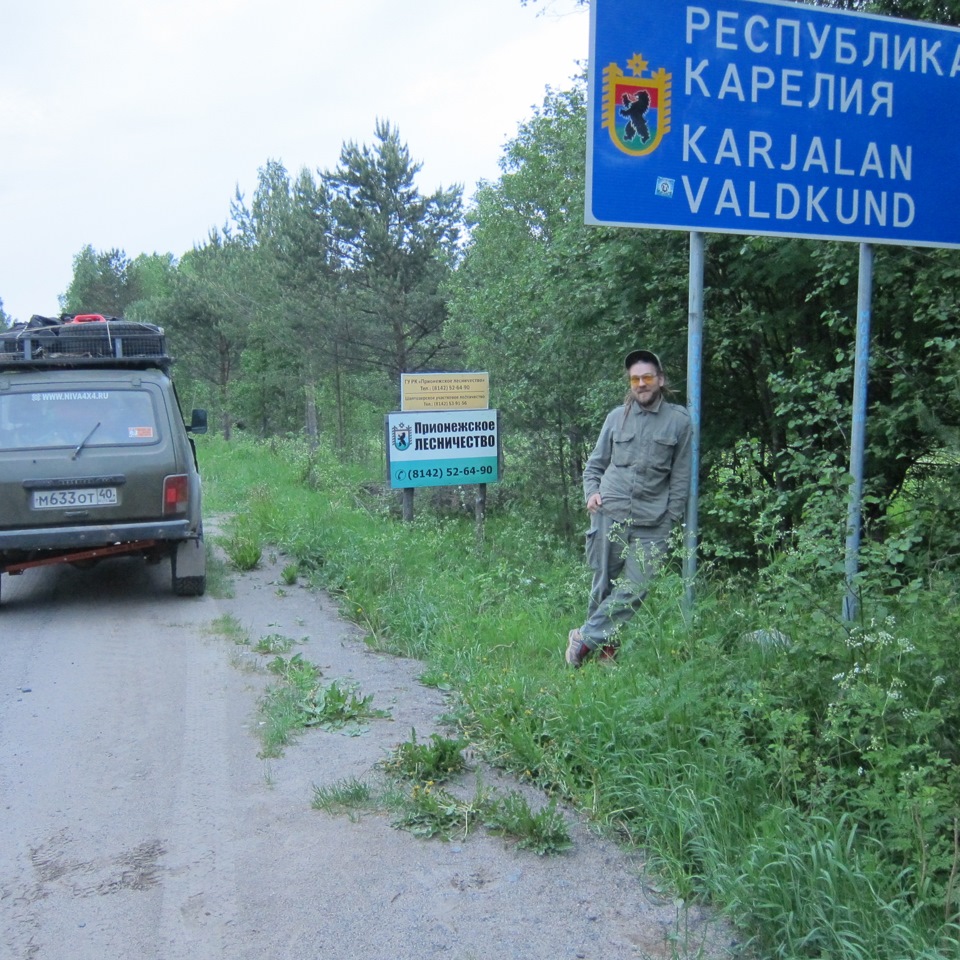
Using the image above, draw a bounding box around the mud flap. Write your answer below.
[174,537,206,578]
[172,535,206,596]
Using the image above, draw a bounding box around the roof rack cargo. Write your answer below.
[0,314,173,371]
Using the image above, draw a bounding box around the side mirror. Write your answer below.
[188,409,208,435]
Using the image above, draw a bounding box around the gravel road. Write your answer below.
[0,543,737,960]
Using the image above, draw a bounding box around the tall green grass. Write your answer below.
[199,434,960,959]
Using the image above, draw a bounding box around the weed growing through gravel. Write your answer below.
[203,544,234,599]
[369,731,572,854]
[257,653,391,757]
[482,790,573,855]
[384,780,571,853]
[300,679,391,731]
[258,688,304,757]
[315,772,574,854]
[254,632,302,655]
[388,782,489,841]
[311,777,375,820]
[266,652,321,685]
[208,613,248,644]
[381,730,467,783]
[223,534,263,571]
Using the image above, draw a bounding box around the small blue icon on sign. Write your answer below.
[655,177,675,199]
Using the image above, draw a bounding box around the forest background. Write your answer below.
[3,0,960,956]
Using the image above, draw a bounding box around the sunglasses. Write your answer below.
[629,373,658,387]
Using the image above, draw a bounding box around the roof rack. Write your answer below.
[0,314,173,371]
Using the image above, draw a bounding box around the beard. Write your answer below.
[632,386,662,409]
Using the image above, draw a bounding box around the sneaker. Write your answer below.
[597,644,619,664]
[565,628,592,667]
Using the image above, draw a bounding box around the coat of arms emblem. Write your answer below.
[602,53,672,157]
[392,423,411,451]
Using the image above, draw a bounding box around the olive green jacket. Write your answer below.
[582,397,692,528]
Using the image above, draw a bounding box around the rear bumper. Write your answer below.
[0,519,195,552]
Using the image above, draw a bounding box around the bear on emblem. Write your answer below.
[619,90,650,144]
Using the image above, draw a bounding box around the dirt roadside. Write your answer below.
[0,541,739,960]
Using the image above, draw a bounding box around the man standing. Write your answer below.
[566,349,692,667]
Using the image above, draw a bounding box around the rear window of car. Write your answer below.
[0,389,160,451]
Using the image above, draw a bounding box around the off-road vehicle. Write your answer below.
[0,313,207,605]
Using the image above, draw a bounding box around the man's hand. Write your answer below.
[586,493,602,513]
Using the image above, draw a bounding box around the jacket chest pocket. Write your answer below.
[650,435,677,471]
[612,430,677,470]
[611,430,635,467]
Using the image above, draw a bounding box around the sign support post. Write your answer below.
[683,231,705,617]
[843,243,874,623]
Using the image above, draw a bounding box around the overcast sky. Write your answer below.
[0,0,589,324]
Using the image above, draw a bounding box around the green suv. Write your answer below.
[0,314,207,605]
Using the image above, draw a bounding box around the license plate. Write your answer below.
[32,487,119,509]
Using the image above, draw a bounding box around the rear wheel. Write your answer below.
[172,572,206,597]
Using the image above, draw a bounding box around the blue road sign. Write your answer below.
[587,0,960,247]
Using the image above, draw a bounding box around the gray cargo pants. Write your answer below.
[580,511,668,648]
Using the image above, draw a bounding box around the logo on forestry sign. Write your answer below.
[391,422,412,452]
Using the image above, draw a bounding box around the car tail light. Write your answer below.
[163,475,190,515]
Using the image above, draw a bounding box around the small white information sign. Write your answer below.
[400,373,489,412]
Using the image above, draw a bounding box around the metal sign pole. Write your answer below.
[683,231,705,616]
[843,242,874,623]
